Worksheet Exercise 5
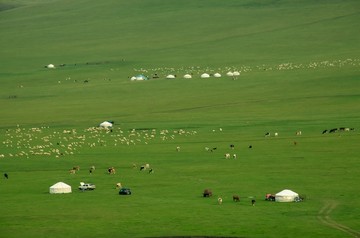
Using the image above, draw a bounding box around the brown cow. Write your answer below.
[233,195,240,202]
[73,166,80,171]
[203,189,212,197]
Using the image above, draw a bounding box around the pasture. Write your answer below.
[1,0,360,237]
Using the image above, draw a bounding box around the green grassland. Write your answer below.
[0,0,360,237]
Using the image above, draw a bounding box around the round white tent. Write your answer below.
[130,74,148,81]
[183,74,192,79]
[99,121,113,128]
[214,73,221,78]
[275,189,299,202]
[233,71,240,76]
[201,73,210,78]
[49,182,72,194]
[47,64,55,69]
[166,74,176,79]
[226,71,234,77]
[135,74,148,81]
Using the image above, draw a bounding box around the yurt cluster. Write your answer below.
[130,58,360,81]
[130,71,241,81]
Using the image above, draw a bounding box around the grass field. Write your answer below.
[1,1,360,237]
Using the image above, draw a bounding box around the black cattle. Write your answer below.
[4,173,8,179]
[329,128,338,133]
[265,132,270,137]
[230,144,235,149]
[248,145,252,149]
[322,130,328,134]
[251,199,256,206]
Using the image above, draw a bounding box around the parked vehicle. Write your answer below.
[119,188,131,195]
[265,193,275,201]
[79,182,96,190]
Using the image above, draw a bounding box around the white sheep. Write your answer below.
[218,197,223,205]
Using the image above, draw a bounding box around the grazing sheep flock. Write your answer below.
[0,125,197,159]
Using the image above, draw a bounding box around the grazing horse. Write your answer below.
[203,189,212,197]
[69,169,76,174]
[251,199,256,206]
[73,166,80,171]
[218,197,223,205]
[322,129,328,134]
[233,195,240,202]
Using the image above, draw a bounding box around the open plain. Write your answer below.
[0,1,359,237]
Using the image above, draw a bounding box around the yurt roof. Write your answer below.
[50,182,71,188]
[276,189,298,196]
[201,73,210,78]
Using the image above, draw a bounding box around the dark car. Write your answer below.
[119,188,131,195]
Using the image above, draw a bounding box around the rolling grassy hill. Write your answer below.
[0,1,359,237]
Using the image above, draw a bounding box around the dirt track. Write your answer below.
[318,201,360,237]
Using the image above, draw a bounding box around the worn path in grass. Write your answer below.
[318,201,360,237]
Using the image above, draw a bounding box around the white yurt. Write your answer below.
[135,74,148,81]
[49,182,72,194]
[226,71,234,77]
[214,73,221,78]
[275,189,299,202]
[201,73,210,78]
[47,64,55,69]
[183,74,192,79]
[99,121,113,128]
[166,74,176,79]
[233,71,240,76]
